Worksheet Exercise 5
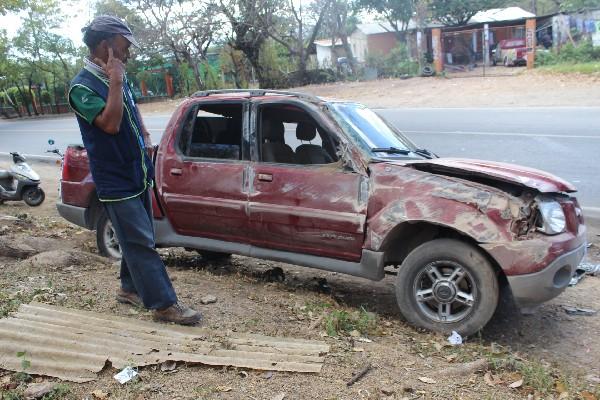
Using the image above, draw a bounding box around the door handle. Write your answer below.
[257,173,273,182]
[170,168,182,176]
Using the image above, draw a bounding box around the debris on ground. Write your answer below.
[0,236,36,258]
[114,367,138,384]
[563,305,598,316]
[23,382,56,399]
[0,303,330,382]
[444,359,489,377]
[262,267,285,282]
[578,262,600,276]
[346,363,373,386]
[200,294,217,304]
[447,330,463,345]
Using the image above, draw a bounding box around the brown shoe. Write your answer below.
[116,289,143,308]
[153,302,203,326]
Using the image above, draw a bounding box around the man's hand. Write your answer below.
[95,48,125,84]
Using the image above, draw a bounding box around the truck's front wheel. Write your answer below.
[97,212,122,259]
[395,239,498,336]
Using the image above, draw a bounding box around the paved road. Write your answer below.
[1,107,598,209]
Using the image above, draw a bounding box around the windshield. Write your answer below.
[327,102,417,158]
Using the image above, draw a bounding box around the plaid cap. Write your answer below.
[82,15,140,48]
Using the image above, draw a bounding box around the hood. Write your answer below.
[402,158,576,193]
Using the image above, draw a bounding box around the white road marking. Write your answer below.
[402,130,600,139]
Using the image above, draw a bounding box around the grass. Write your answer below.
[536,61,600,74]
[323,307,378,337]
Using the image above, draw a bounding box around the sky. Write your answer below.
[0,0,378,49]
[0,0,95,47]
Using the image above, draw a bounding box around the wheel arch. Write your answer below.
[380,221,508,287]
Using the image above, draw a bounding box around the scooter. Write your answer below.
[0,152,45,206]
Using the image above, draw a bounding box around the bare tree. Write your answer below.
[131,0,222,90]
[263,0,333,83]
[220,0,281,88]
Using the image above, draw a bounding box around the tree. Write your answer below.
[220,0,281,88]
[318,0,358,74]
[355,0,415,40]
[0,0,24,15]
[130,0,222,91]
[429,0,509,26]
[264,0,333,84]
[559,0,600,11]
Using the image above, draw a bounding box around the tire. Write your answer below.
[196,250,231,262]
[395,239,499,336]
[96,212,122,259]
[23,187,45,206]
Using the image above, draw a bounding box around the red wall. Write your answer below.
[367,32,399,56]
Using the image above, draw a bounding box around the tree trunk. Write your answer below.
[28,78,39,116]
[184,52,205,91]
[336,14,356,74]
[16,83,31,117]
[36,84,45,115]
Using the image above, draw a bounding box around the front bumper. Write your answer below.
[56,200,91,229]
[507,243,587,308]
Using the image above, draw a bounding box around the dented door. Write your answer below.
[247,164,367,261]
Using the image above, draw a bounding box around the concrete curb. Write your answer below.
[0,152,60,164]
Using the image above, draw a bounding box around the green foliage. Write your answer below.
[367,44,420,78]
[201,62,221,90]
[324,307,378,337]
[355,0,414,32]
[535,40,600,68]
[537,61,600,73]
[560,0,600,11]
[430,0,509,26]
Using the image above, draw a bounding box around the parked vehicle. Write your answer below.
[57,90,587,336]
[492,39,527,67]
[0,152,45,206]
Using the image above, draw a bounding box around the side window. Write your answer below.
[259,104,339,165]
[178,103,243,160]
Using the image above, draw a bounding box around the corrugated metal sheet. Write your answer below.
[469,7,536,24]
[0,303,329,382]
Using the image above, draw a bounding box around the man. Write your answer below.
[69,15,202,325]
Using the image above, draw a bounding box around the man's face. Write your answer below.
[101,35,131,64]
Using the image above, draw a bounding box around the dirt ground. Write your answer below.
[137,70,600,115]
[0,160,599,400]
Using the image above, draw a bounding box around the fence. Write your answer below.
[441,24,530,78]
[0,103,71,119]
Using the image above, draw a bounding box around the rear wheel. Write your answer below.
[96,212,122,259]
[395,239,499,336]
[23,187,45,206]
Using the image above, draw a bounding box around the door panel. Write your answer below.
[158,101,249,244]
[161,159,248,242]
[248,164,367,261]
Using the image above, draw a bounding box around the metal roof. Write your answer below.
[468,7,536,24]
[355,20,443,35]
[0,303,330,382]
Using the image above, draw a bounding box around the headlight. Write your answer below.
[537,199,566,235]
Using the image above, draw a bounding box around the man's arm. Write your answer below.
[92,48,125,134]
[137,109,152,147]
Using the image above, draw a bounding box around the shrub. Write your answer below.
[366,44,420,78]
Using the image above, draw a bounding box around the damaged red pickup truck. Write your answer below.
[57,90,587,336]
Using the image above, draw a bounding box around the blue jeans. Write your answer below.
[104,189,177,309]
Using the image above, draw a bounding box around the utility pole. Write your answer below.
[531,0,537,15]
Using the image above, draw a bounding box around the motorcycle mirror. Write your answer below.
[48,139,55,145]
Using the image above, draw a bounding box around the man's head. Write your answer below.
[82,16,139,64]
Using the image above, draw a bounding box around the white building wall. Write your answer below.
[349,31,369,62]
[315,44,333,68]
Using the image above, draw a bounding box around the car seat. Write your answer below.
[262,119,296,163]
[295,122,333,164]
